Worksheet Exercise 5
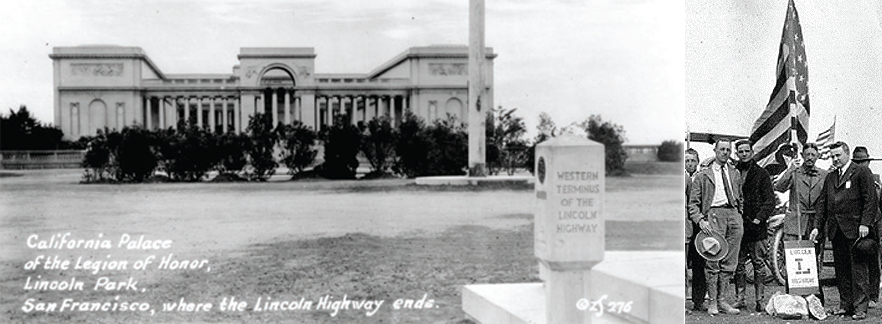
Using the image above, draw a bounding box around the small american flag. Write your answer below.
[750,0,809,167]
[816,119,835,159]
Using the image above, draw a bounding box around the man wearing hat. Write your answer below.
[852,146,882,307]
[689,139,744,315]
[732,139,775,312]
[809,142,880,320]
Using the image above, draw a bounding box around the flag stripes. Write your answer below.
[749,0,809,168]
[816,120,835,159]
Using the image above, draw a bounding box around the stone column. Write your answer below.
[146,97,153,130]
[233,97,241,133]
[350,96,357,126]
[284,91,291,126]
[196,97,203,128]
[209,97,217,132]
[183,97,190,126]
[294,97,300,122]
[159,97,166,129]
[391,96,398,127]
[272,90,279,127]
[222,97,229,133]
[324,97,332,127]
[534,135,605,324]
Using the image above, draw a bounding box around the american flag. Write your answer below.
[816,119,835,159]
[749,0,809,167]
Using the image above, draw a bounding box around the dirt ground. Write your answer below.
[0,169,681,323]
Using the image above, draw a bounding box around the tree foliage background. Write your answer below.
[656,140,684,162]
[578,115,628,175]
[1,105,79,150]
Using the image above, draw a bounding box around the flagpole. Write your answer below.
[789,90,804,241]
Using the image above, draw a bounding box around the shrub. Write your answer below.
[392,111,430,178]
[486,107,528,175]
[361,115,397,175]
[215,132,249,175]
[316,117,362,179]
[485,112,500,175]
[157,125,216,182]
[657,140,684,162]
[423,114,468,176]
[81,128,117,182]
[115,126,158,182]
[526,112,560,175]
[578,115,628,176]
[279,121,318,176]
[1,105,78,150]
[244,113,279,181]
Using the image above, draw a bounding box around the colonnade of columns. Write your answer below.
[143,96,243,133]
[142,92,410,133]
[310,94,408,129]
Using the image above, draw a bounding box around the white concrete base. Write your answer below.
[414,175,534,186]
[462,251,684,324]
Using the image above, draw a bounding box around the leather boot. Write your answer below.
[732,271,746,309]
[754,270,765,313]
[718,272,741,315]
[706,271,719,315]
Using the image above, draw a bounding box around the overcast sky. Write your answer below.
[0,0,683,145]
[687,0,882,173]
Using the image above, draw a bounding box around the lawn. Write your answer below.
[0,168,682,323]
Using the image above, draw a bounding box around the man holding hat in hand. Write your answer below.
[689,139,744,315]
[809,142,880,320]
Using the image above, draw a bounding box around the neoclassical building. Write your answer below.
[50,45,495,139]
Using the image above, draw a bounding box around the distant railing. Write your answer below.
[0,150,85,169]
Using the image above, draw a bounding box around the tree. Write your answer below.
[316,115,362,179]
[486,106,528,175]
[578,115,628,175]
[657,140,684,162]
[1,105,71,150]
[526,111,559,175]
[278,121,318,176]
[244,113,279,181]
[392,111,431,178]
[361,115,397,176]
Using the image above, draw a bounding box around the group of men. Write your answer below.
[686,139,882,320]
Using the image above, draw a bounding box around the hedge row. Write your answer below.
[80,111,479,183]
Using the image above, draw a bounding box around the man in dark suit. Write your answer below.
[852,146,882,307]
[733,139,775,312]
[810,141,880,320]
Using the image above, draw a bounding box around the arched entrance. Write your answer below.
[87,99,107,136]
[258,66,297,126]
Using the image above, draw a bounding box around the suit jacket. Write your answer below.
[688,162,743,224]
[737,161,775,242]
[775,165,828,236]
[815,163,880,240]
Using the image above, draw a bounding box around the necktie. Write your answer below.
[721,165,735,207]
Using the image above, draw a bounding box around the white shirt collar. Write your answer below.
[840,160,852,174]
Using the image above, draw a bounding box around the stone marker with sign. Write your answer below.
[783,240,820,296]
[534,135,605,323]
